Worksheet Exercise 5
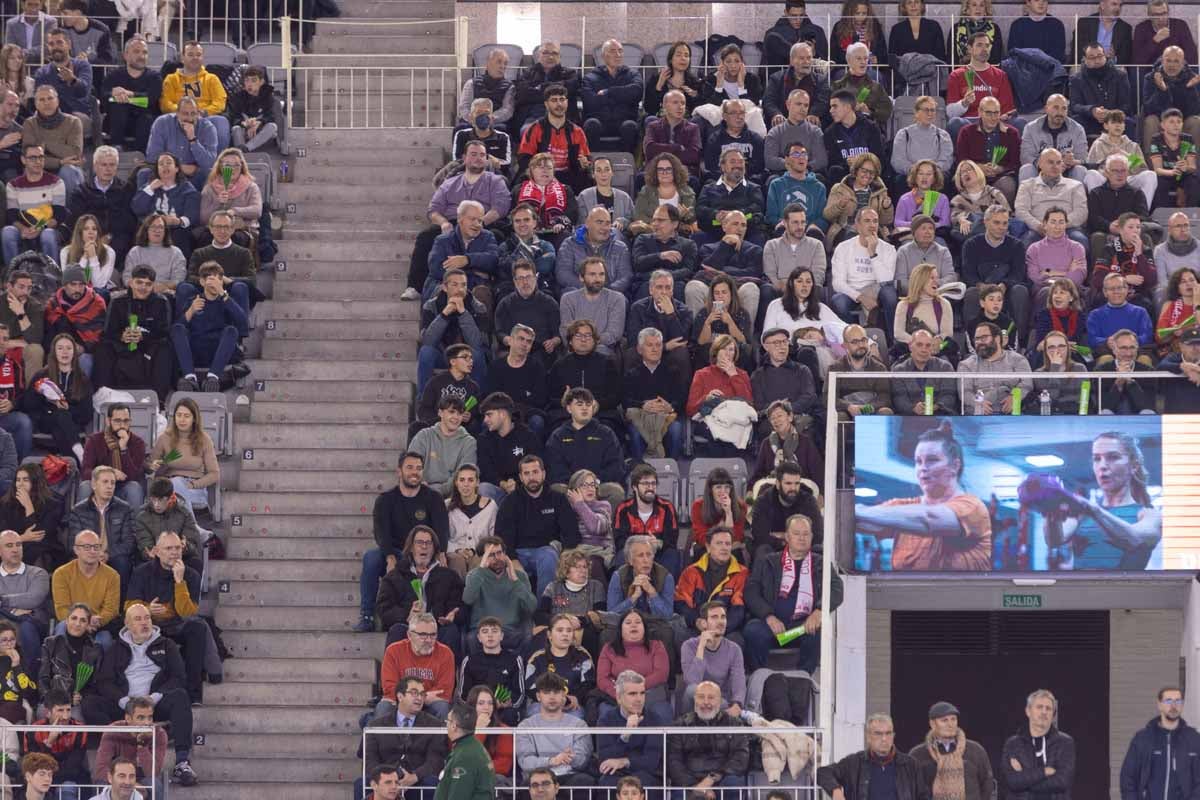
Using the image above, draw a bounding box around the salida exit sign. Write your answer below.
[1003,594,1044,609]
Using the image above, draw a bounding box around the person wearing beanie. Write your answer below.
[909,701,994,800]
[44,265,107,354]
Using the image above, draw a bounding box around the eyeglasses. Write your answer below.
[1045,344,1068,351]
[23,154,43,161]
[1162,698,1185,706]
[578,480,598,488]
[410,630,437,639]
[451,353,474,361]
[656,166,674,173]
[530,782,556,789]
[637,480,658,488]
[75,544,102,551]
[572,332,595,340]
[404,688,427,696]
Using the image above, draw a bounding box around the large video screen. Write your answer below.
[853,416,1200,572]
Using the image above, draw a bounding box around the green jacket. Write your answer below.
[434,735,495,800]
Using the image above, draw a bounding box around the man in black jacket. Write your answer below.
[67,146,136,266]
[1002,690,1076,800]
[1068,44,1135,138]
[743,512,841,672]
[494,454,578,596]
[666,681,750,794]
[102,38,162,154]
[763,1,829,68]
[624,270,693,375]
[476,392,543,503]
[818,713,932,800]
[1086,153,1157,261]
[91,265,172,402]
[749,462,823,560]
[623,326,687,460]
[80,604,198,786]
[513,42,580,128]
[355,452,450,632]
[630,208,698,301]
[1120,686,1200,800]
[359,676,448,800]
[63,467,137,588]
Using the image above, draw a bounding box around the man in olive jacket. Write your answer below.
[818,712,933,800]
[435,703,496,800]
[908,701,993,800]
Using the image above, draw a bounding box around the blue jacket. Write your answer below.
[1120,717,1200,800]
[766,172,828,230]
[1001,48,1069,113]
[175,288,248,341]
[33,58,93,114]
[131,180,200,231]
[596,704,667,780]
[145,113,219,174]
[425,227,500,296]
[555,226,633,295]
[698,240,764,283]
[581,65,643,128]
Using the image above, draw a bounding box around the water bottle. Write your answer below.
[974,389,987,415]
[1040,389,1051,416]
[279,159,290,183]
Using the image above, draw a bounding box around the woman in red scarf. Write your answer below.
[198,148,263,250]
[1156,267,1199,354]
[511,153,578,248]
[1029,278,1089,367]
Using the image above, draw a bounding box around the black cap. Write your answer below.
[928,701,960,719]
[1182,328,1200,345]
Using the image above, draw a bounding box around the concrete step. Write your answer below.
[309,33,454,54]
[193,705,366,735]
[258,300,420,321]
[288,127,451,151]
[262,319,417,342]
[248,402,408,425]
[282,225,421,242]
[233,423,410,450]
[195,733,360,759]
[251,380,410,403]
[260,339,416,361]
[168,784,347,800]
[293,167,434,188]
[278,184,433,206]
[272,261,411,281]
[216,605,364,632]
[302,72,463,93]
[223,658,375,683]
[222,514,376,538]
[273,280,416,302]
[220,631,386,660]
[210,559,364,583]
[245,359,415,382]
[238,469,397,492]
[225,491,381,516]
[204,680,374,707]
[294,147,442,172]
[301,93,453,121]
[334,0,455,15]
[239,449,401,471]
[221,584,360,609]
[279,240,412,261]
[285,201,430,227]
[189,757,361,784]
[226,537,375,560]
[313,18,455,37]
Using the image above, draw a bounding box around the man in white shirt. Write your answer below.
[830,207,898,339]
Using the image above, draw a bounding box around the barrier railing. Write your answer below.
[1,723,161,798]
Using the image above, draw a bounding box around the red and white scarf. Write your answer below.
[778,549,814,618]
[517,180,568,227]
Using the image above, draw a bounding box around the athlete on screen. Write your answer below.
[854,422,993,570]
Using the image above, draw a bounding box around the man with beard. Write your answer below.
[92,265,171,401]
[558,255,626,356]
[681,602,746,713]
[1002,690,1076,799]
[0,91,22,183]
[0,324,31,460]
[1020,95,1089,183]
[44,265,106,355]
[361,676,448,798]
[463,536,538,648]
[674,526,748,636]
[0,270,43,384]
[818,713,927,800]
[749,461,823,559]
[556,207,633,296]
[958,321,1034,413]
[513,42,580,130]
[517,673,594,789]
[102,37,162,154]
[376,524,466,658]
[417,269,489,397]
[548,318,623,433]
[630,209,698,301]
[695,150,766,248]
[1120,687,1200,800]
[828,324,893,420]
[613,463,681,576]
[1159,328,1200,412]
[496,210,557,306]
[484,325,549,434]
[80,403,146,509]
[1069,43,1136,139]
[596,670,667,791]
[2,144,66,265]
[909,702,993,800]
[33,30,93,122]
[667,681,750,796]
[494,454,579,597]
[517,83,592,194]
[476,392,543,502]
[355,452,449,633]
[379,617,456,720]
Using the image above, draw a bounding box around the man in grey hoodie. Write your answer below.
[516,672,594,788]
[958,321,1034,414]
[763,89,828,175]
[406,396,477,495]
[555,206,633,296]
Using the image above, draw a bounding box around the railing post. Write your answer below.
[456,16,469,70]
[819,370,838,763]
[281,16,294,130]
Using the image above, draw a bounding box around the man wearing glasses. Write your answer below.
[361,676,448,800]
[81,403,146,508]
[51,530,120,648]
[417,267,489,402]
[1120,686,1200,799]
[514,42,580,130]
[954,96,1022,205]
[614,463,681,577]
[946,32,1018,142]
[1133,0,1197,67]
[1,144,64,265]
[379,614,456,720]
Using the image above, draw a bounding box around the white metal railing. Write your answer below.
[2,723,161,798]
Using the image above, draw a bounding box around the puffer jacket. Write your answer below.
[1001,48,1069,113]
[132,494,202,558]
[62,495,137,564]
[824,175,894,244]
[666,710,751,785]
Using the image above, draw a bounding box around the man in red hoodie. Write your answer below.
[378,612,455,720]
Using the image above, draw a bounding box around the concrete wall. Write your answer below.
[865,608,892,719]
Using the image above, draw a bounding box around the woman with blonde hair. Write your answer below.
[949,0,1003,64]
[893,262,954,358]
[148,397,219,514]
[949,159,1011,246]
[199,147,262,248]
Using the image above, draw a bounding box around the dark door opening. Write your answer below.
[891,610,1109,799]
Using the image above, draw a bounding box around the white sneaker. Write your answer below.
[400,287,420,301]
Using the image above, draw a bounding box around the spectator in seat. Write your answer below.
[686,335,756,452]
[831,42,892,129]
[1158,327,1200,411]
[524,612,594,717]
[579,157,633,235]
[753,327,818,426]
[824,153,892,251]
[514,42,580,130]
[948,0,1004,62]
[613,463,681,575]
[123,531,207,704]
[548,319,624,433]
[0,528,48,675]
[80,403,146,508]
[1134,0,1197,66]
[764,43,831,132]
[667,681,750,794]
[1070,43,1135,141]
[956,97,1022,206]
[368,767,401,800]
[556,207,632,297]
[630,208,698,302]
[1157,267,1198,354]
[226,64,278,153]
[0,463,60,569]
[131,152,200,260]
[33,30,92,127]
[1029,277,1089,361]
[168,261,246,393]
[581,40,642,154]
[750,460,824,562]
[532,548,606,655]
[159,42,229,150]
[831,0,889,64]
[945,33,1018,143]
[545,387,625,504]
[60,214,116,294]
[68,147,136,268]
[495,251,558,351]
[4,0,53,61]
[950,160,1013,251]
[893,164,951,245]
[486,325,549,434]
[557,257,627,356]
[681,601,746,714]
[829,207,898,332]
[644,41,703,120]
[1033,329,1092,412]
[1020,96,1089,185]
[607,535,686,656]
[23,331,92,463]
[762,270,844,388]
[0,72,29,161]
[766,1,829,66]
[126,216,187,295]
[566,466,622,578]
[495,455,578,598]
[892,329,958,414]
[516,673,595,788]
[596,610,672,718]
[675,526,747,637]
[19,752,63,800]
[1015,148,1089,251]
[477,391,543,503]
[457,48,514,132]
[451,98,512,172]
[1090,212,1158,315]
[688,466,750,562]
[408,395,477,495]
[362,676,448,798]
[0,617,35,723]
[147,399,216,518]
[643,89,702,181]
[444,466,496,581]
[92,265,172,402]
[457,620,526,724]
[426,199,501,309]
[628,154,697,241]
[1088,273,1154,352]
[695,150,766,249]
[3,144,65,264]
[418,274,489,398]
[702,100,766,187]
[415,343,481,433]
[379,614,456,720]
[896,216,956,297]
[379,522,468,652]
[145,97,218,194]
[766,148,829,245]
[1087,153,1155,262]
[0,271,45,391]
[1141,47,1200,153]
[891,97,954,196]
[689,210,764,324]
[133,478,203,572]
[959,321,1036,412]
[752,399,824,487]
[93,704,167,797]
[700,44,764,115]
[196,150,262,253]
[1086,115,1157,213]
[596,670,667,792]
[81,603,200,785]
[1008,0,1067,60]
[966,282,1020,354]
[828,324,893,419]
[1027,208,1089,312]
[25,688,89,788]
[1149,106,1200,210]
[962,206,1031,337]
[355,452,449,632]
[517,84,592,195]
[0,325,31,462]
[819,713,926,800]
[404,142,511,303]
[102,37,162,155]
[1155,212,1200,289]
[623,325,686,460]
[64,467,135,585]
[744,512,841,672]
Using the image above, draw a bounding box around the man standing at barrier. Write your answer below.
[436,702,496,800]
[817,712,931,800]
[1002,690,1075,799]
[1120,686,1200,799]
[908,701,992,800]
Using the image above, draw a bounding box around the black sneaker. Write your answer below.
[352,615,375,632]
[173,761,198,786]
[201,374,221,392]
[177,376,199,392]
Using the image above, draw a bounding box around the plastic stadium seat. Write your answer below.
[246,41,295,86]
[654,42,707,73]
[146,41,178,67]
[168,392,233,457]
[92,389,159,451]
[472,43,524,79]
[116,150,145,182]
[534,43,582,70]
[593,151,636,196]
[746,668,817,722]
[739,42,763,68]
[640,457,681,512]
[199,41,241,66]
[591,42,645,68]
[683,458,749,522]
[244,153,275,209]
